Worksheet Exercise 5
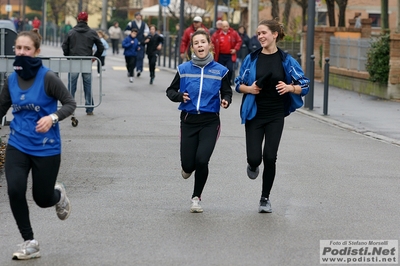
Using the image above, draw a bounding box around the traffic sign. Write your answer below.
[160,0,170,7]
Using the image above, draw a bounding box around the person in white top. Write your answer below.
[108,21,123,55]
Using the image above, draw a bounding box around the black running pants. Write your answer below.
[5,145,61,241]
[180,117,220,199]
[245,116,284,198]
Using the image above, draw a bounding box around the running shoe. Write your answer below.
[247,164,259,180]
[55,182,71,220]
[190,197,203,213]
[12,239,40,260]
[258,197,272,213]
[181,169,192,179]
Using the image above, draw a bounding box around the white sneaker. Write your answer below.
[190,197,203,213]
[12,239,40,260]
[55,182,71,220]
[129,77,133,83]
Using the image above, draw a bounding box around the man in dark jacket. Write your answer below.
[62,11,104,115]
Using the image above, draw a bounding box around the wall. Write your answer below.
[302,22,400,100]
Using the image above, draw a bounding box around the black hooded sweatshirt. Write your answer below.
[62,21,104,59]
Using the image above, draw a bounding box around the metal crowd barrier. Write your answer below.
[0,56,103,127]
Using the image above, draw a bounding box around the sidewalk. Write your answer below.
[299,81,400,146]
[40,44,400,146]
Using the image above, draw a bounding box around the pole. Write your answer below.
[178,0,184,64]
[305,0,315,109]
[249,0,259,38]
[7,0,10,19]
[213,0,218,29]
[101,0,107,30]
[42,0,46,43]
[323,58,330,115]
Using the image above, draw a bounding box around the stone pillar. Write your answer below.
[304,27,335,81]
[360,18,372,38]
[388,33,400,99]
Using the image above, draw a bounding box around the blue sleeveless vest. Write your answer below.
[8,66,61,156]
[178,61,228,114]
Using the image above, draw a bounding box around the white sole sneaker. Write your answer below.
[190,197,203,213]
[55,182,71,220]
[12,240,41,260]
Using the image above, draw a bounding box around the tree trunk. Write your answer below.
[283,0,293,30]
[271,0,279,20]
[335,0,348,27]
[326,0,335,26]
[294,0,307,27]
[381,0,389,32]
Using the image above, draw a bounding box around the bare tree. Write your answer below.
[48,0,70,26]
[270,0,279,20]
[334,0,348,27]
[282,0,293,31]
[293,0,307,27]
[326,0,335,26]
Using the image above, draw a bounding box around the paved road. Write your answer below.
[0,46,399,265]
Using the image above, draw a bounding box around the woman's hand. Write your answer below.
[35,116,53,133]
[245,81,261,95]
[221,99,229,108]
[182,92,190,103]
[275,81,293,95]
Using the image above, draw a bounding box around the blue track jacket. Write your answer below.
[234,48,310,123]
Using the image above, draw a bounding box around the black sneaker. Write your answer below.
[137,71,141,77]
[258,197,272,213]
[247,164,259,180]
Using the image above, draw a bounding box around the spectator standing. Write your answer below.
[62,11,104,115]
[32,17,41,30]
[94,30,109,77]
[211,20,242,84]
[234,19,309,213]
[166,30,232,213]
[62,21,72,42]
[179,16,208,61]
[23,18,32,31]
[124,12,149,77]
[250,31,261,52]
[144,24,163,84]
[209,20,222,36]
[108,21,123,55]
[17,18,24,33]
[122,28,140,83]
[1,29,76,260]
[237,25,251,61]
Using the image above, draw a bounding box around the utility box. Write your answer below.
[0,21,17,55]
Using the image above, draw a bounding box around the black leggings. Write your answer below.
[180,116,220,199]
[125,56,137,77]
[245,116,284,198]
[5,145,61,241]
[111,39,119,54]
[148,54,157,78]
[97,55,105,74]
